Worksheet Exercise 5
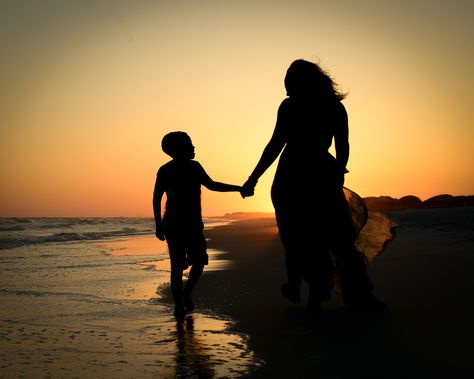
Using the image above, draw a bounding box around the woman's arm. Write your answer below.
[242,100,289,193]
[334,102,350,183]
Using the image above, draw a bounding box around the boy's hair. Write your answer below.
[161,131,191,157]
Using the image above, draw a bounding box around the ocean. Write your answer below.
[0,217,263,378]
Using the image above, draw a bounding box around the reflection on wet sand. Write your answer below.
[169,313,263,378]
[98,235,261,376]
[175,315,215,378]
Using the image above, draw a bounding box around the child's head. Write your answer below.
[161,131,195,160]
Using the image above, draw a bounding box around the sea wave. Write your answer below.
[0,228,152,250]
[0,226,26,232]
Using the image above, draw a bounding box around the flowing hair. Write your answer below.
[284,59,346,101]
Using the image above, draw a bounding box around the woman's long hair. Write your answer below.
[284,59,346,101]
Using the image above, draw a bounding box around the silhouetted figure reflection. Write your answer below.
[175,315,215,378]
[153,132,243,318]
[242,59,384,311]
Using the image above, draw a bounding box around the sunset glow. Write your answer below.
[1,1,473,216]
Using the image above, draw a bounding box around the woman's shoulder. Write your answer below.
[277,97,294,115]
[321,98,348,120]
[278,96,347,116]
[334,99,347,111]
[278,97,292,108]
[333,100,348,120]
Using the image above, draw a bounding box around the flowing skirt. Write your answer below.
[344,187,398,264]
[271,181,397,301]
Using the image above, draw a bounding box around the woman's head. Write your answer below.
[284,59,345,100]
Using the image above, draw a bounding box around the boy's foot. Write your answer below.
[280,283,301,304]
[173,304,186,318]
[183,292,194,313]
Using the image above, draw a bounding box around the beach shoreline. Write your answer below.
[2,208,473,378]
[0,218,262,378]
[165,208,474,378]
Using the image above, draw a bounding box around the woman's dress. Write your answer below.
[269,97,396,301]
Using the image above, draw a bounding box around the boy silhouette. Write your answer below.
[153,131,244,317]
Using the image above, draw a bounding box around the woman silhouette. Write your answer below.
[242,59,383,311]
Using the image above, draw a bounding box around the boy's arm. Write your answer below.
[199,164,242,193]
[205,180,242,192]
[152,173,165,241]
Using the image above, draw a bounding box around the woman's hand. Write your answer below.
[241,178,257,198]
[336,166,348,187]
[155,227,165,241]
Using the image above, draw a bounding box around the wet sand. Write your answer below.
[0,234,261,378]
[174,209,474,378]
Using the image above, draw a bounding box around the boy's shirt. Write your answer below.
[154,159,210,229]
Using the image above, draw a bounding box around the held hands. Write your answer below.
[240,178,257,198]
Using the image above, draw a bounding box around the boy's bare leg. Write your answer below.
[170,269,185,317]
[183,264,204,312]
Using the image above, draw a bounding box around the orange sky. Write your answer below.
[1,1,473,217]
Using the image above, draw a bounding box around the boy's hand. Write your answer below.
[155,229,165,241]
[241,179,256,198]
[240,188,253,198]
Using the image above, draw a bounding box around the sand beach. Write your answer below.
[1,208,474,378]
[173,208,474,378]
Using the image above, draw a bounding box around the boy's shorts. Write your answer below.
[164,227,209,271]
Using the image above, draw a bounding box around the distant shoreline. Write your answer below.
[362,193,474,211]
[218,194,474,218]
[0,194,473,219]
